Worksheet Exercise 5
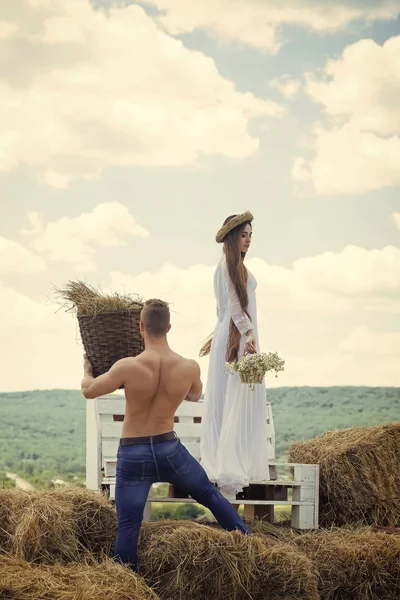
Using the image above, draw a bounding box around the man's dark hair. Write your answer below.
[141,299,170,337]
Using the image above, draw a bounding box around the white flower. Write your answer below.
[225,352,285,390]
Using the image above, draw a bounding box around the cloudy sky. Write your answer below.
[1,0,399,392]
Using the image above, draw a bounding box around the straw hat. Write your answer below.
[215,211,253,243]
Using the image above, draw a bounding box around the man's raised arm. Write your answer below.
[184,360,203,402]
[81,355,127,399]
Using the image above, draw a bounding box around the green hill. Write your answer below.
[0,387,398,487]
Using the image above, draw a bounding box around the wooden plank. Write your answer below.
[291,504,315,529]
[102,470,305,488]
[98,397,125,415]
[314,464,320,529]
[86,398,102,490]
[146,498,314,506]
[180,442,200,459]
[266,400,275,460]
[109,484,115,501]
[293,464,317,483]
[101,422,202,440]
[99,414,114,424]
[176,402,204,418]
[101,422,123,439]
[97,397,204,418]
[174,422,201,439]
[102,440,119,459]
[292,485,315,502]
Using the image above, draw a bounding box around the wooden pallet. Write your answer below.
[151,462,319,528]
[87,395,319,529]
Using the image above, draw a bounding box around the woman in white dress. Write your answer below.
[200,212,270,498]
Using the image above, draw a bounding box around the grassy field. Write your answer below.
[0,386,398,488]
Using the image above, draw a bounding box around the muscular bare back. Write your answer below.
[121,348,201,437]
[82,344,202,437]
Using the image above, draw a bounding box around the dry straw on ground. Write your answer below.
[2,489,399,599]
[294,527,400,600]
[0,555,159,600]
[139,520,319,600]
[0,488,116,563]
[250,520,400,600]
[288,423,400,527]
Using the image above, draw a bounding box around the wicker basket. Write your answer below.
[239,370,264,385]
[78,309,144,379]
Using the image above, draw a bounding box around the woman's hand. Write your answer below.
[244,331,257,354]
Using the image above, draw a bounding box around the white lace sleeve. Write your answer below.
[221,261,252,336]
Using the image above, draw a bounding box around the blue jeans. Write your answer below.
[114,434,249,570]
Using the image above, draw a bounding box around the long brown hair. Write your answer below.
[200,215,252,362]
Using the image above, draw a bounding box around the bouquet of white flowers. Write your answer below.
[225,352,285,390]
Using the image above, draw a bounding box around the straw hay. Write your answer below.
[0,489,31,553]
[0,555,159,600]
[288,423,400,527]
[57,487,117,558]
[54,280,143,317]
[293,527,400,600]
[139,520,319,600]
[0,488,117,564]
[246,520,400,600]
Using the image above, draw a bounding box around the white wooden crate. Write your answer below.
[86,394,318,529]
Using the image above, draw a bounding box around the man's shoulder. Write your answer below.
[166,352,200,373]
[113,356,140,371]
[184,357,201,374]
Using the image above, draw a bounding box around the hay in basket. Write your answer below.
[226,351,285,390]
[54,281,144,377]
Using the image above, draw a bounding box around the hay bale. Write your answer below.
[12,492,83,563]
[139,521,319,600]
[246,519,298,543]
[247,520,400,599]
[54,487,117,558]
[1,488,116,564]
[0,489,32,553]
[292,528,400,600]
[0,555,159,600]
[288,423,400,527]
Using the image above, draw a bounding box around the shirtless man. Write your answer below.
[81,299,249,571]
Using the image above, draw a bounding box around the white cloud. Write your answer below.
[292,156,312,182]
[294,36,400,194]
[306,37,400,136]
[0,236,46,276]
[250,246,400,316]
[338,325,400,357]
[0,21,18,39]
[40,170,71,190]
[270,76,301,99]
[21,202,149,271]
[141,0,400,52]
[0,0,282,186]
[1,242,399,391]
[302,123,400,194]
[0,281,83,392]
[109,245,400,385]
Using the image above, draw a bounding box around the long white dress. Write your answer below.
[200,255,270,496]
